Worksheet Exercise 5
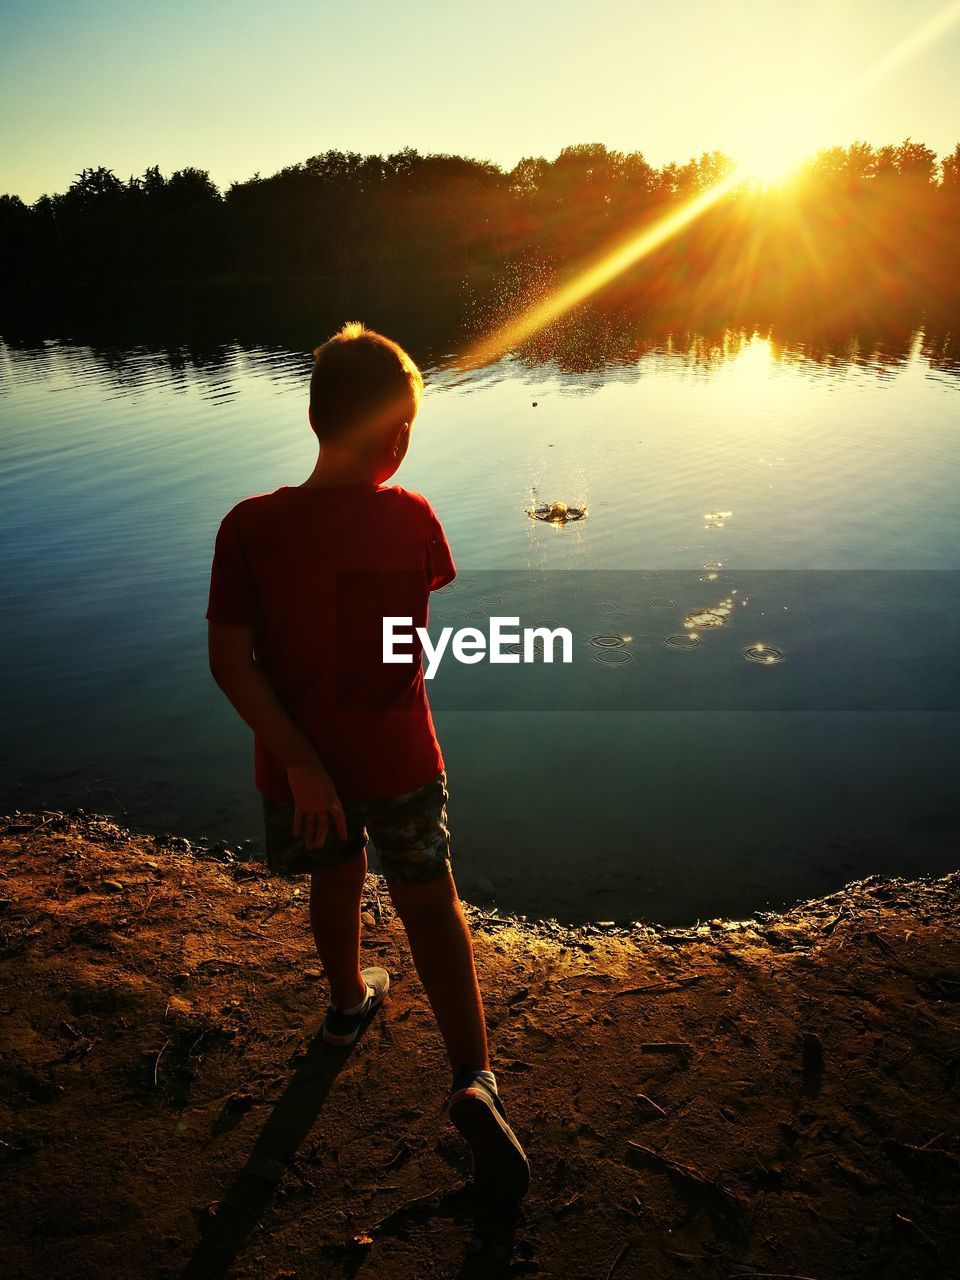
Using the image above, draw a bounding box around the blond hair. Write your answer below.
[309,321,423,441]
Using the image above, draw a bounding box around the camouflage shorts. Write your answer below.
[261,771,452,884]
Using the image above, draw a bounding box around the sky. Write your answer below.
[2,0,960,201]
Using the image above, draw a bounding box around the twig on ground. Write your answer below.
[640,1041,692,1057]
[605,1239,634,1280]
[556,1190,582,1214]
[379,1142,410,1171]
[626,1141,748,1207]
[635,1093,667,1116]
[153,1037,172,1088]
[822,906,847,937]
[617,975,703,996]
[367,1185,443,1234]
[894,1212,938,1251]
[919,1132,945,1149]
[287,1162,317,1191]
[886,1138,960,1172]
[729,1273,820,1279]
[475,912,510,927]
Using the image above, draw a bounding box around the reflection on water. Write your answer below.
[1,314,958,924]
[743,642,786,665]
[683,598,734,629]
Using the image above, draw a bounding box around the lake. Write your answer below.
[1,308,958,924]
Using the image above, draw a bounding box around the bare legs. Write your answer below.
[308,858,489,1074]
[388,872,490,1075]
[309,850,368,1011]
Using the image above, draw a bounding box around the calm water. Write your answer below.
[2,319,958,923]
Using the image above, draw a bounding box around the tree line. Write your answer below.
[2,140,959,318]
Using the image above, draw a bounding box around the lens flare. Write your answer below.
[461,1,960,369]
[462,169,744,367]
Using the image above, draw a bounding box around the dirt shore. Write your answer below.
[1,809,958,1280]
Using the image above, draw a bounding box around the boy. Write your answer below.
[204,321,529,1200]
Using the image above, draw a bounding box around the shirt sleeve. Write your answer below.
[425,503,456,592]
[204,510,258,625]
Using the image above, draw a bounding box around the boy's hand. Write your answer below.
[286,759,348,850]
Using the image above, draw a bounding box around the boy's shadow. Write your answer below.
[180,1027,520,1279]
[181,1024,349,1279]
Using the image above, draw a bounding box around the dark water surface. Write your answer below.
[2,312,958,923]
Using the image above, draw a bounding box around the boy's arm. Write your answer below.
[425,502,456,591]
[207,621,346,850]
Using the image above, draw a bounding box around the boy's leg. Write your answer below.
[372,774,529,1198]
[387,869,490,1074]
[310,850,369,1012]
[367,774,489,1074]
[261,794,369,1012]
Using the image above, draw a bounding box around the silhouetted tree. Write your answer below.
[1,139,958,326]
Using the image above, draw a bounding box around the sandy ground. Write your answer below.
[0,808,958,1280]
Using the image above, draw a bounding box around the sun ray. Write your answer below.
[837,0,960,112]
[462,169,745,367]
[462,0,960,369]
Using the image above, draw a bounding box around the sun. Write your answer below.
[741,149,806,187]
[738,140,809,188]
[737,119,812,187]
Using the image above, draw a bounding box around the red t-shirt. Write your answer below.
[204,482,456,804]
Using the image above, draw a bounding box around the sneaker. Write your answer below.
[446,1070,530,1200]
[322,966,390,1046]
